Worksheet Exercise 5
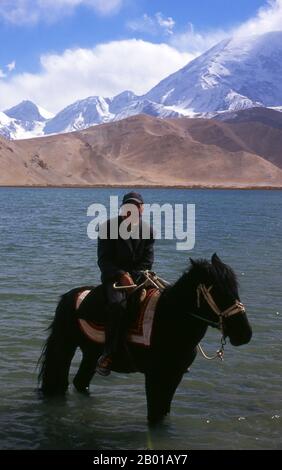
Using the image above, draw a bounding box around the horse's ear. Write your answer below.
[189,257,196,267]
[211,253,222,265]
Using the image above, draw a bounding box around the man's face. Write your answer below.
[121,202,144,222]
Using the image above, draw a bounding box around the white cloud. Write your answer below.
[0,0,123,25]
[170,23,227,54]
[155,12,175,35]
[170,0,282,53]
[6,61,16,72]
[127,1,282,57]
[0,69,6,79]
[235,0,282,36]
[0,39,192,113]
[127,14,156,35]
[127,12,175,36]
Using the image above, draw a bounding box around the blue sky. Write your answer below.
[0,0,281,112]
[0,0,266,73]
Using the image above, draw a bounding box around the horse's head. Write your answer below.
[189,253,252,346]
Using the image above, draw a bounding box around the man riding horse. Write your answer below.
[96,192,155,376]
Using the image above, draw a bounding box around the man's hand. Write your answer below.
[118,272,135,287]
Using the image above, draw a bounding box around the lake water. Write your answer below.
[0,188,281,450]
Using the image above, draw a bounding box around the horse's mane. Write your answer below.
[171,254,239,298]
[209,256,239,296]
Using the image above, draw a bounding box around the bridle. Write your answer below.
[191,283,246,361]
[196,284,246,330]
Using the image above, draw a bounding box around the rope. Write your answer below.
[197,343,224,361]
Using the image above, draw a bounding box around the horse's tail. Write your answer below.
[38,287,88,395]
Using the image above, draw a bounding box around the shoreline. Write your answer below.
[0,184,281,190]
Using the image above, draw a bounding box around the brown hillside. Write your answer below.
[0,112,282,187]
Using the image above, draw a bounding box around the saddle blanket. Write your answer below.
[76,288,160,348]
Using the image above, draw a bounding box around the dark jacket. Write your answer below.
[97,216,155,283]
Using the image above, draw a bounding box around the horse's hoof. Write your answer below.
[73,380,90,395]
[147,415,166,427]
[38,387,67,398]
[74,386,90,395]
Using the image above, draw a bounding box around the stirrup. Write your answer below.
[95,355,112,376]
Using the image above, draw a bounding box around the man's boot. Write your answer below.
[96,302,127,376]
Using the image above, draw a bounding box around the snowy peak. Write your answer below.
[109,90,137,114]
[44,96,114,135]
[0,110,45,140]
[1,100,53,139]
[43,93,184,135]
[145,31,282,113]
[4,100,51,123]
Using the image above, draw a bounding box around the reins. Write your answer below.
[113,270,170,294]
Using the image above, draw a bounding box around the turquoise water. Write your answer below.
[0,188,281,450]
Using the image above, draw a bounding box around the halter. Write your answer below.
[196,284,246,328]
[192,284,246,361]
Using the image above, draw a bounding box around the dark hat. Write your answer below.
[122,192,144,205]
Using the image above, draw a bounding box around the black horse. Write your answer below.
[38,254,252,424]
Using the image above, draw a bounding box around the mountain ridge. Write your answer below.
[1,110,282,187]
[1,31,282,140]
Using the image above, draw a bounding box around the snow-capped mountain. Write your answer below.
[1,101,54,139]
[43,93,183,135]
[145,31,282,113]
[0,110,46,140]
[44,96,114,135]
[44,92,140,135]
[1,31,282,140]
[5,100,53,122]
[113,99,184,121]
[108,90,138,114]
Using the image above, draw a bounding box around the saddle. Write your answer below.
[75,272,168,348]
[76,287,160,348]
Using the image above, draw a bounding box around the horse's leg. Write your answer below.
[73,344,100,393]
[161,350,197,416]
[145,368,184,425]
[58,343,78,393]
[162,370,184,416]
[145,348,197,424]
[40,339,77,395]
